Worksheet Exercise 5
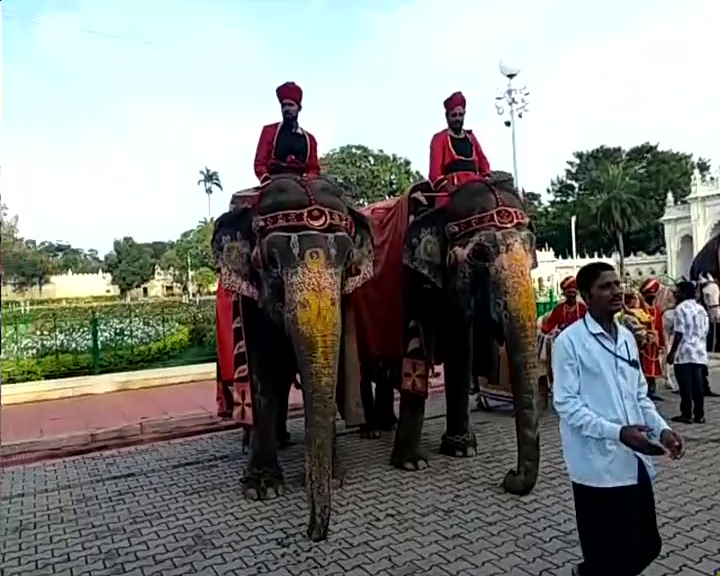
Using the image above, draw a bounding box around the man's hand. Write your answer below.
[666,352,675,365]
[660,429,685,459]
[619,425,667,456]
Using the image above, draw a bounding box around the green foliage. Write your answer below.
[104,237,156,296]
[1,300,216,383]
[321,144,424,206]
[533,143,708,256]
[160,220,215,292]
[193,267,217,294]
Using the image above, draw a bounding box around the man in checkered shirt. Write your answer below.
[667,281,709,424]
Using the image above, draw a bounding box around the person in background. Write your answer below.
[553,261,685,576]
[428,91,491,207]
[667,280,709,424]
[639,278,666,401]
[541,276,588,335]
[659,289,680,394]
[253,81,321,184]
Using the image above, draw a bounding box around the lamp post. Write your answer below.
[494,61,530,192]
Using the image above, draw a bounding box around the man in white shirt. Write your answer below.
[553,262,685,576]
[667,281,709,424]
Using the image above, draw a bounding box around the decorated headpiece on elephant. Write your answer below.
[352,170,540,496]
[213,174,374,541]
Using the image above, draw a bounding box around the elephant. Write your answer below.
[352,171,541,495]
[212,174,374,541]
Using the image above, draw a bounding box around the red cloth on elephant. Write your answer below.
[640,305,665,378]
[351,194,410,361]
[216,282,235,418]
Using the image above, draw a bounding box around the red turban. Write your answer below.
[276,82,303,106]
[640,277,660,295]
[443,91,466,111]
[560,276,577,292]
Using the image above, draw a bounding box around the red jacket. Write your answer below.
[640,305,666,378]
[253,122,320,183]
[428,128,491,190]
[541,301,588,334]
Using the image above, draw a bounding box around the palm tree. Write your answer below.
[197,167,223,218]
[592,161,643,279]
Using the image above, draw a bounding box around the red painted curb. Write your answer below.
[0,385,446,468]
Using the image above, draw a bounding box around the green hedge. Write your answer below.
[1,300,216,383]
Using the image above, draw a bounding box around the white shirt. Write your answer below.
[553,313,670,487]
[673,299,709,365]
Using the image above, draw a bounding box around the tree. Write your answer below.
[536,143,708,257]
[193,267,217,295]
[197,167,223,218]
[160,220,215,293]
[104,237,156,297]
[36,241,104,274]
[320,144,423,206]
[591,162,643,278]
[11,242,55,294]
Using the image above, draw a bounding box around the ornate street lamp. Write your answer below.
[495,61,529,192]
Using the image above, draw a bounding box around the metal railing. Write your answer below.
[2,296,559,384]
[1,300,216,384]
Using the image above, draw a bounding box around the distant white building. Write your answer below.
[662,168,720,279]
[532,167,720,296]
[532,249,667,297]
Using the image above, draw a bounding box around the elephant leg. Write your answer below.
[440,318,477,458]
[242,305,285,500]
[391,391,428,470]
[376,364,399,431]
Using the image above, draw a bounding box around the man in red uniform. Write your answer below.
[541,276,588,335]
[253,81,321,184]
[640,277,666,401]
[428,91,491,207]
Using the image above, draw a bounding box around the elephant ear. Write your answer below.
[343,206,375,294]
[213,208,259,299]
[403,207,446,290]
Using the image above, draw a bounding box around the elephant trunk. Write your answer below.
[490,237,540,495]
[285,264,343,542]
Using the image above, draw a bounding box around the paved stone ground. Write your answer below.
[2,396,719,576]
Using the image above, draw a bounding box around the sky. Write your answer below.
[2,0,719,254]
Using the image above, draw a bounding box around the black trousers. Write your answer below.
[674,363,705,420]
[572,460,661,576]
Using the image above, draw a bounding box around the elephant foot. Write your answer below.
[242,466,286,501]
[359,424,382,439]
[390,449,429,471]
[439,431,478,458]
[502,467,536,496]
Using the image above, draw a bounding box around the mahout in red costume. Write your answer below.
[639,277,666,399]
[428,91,491,207]
[541,276,588,335]
[253,81,320,183]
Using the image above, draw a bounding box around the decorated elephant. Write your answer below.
[213,174,374,541]
[352,171,540,495]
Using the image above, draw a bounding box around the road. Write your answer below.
[2,396,719,576]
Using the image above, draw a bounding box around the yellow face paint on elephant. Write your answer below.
[289,248,343,379]
[283,247,344,541]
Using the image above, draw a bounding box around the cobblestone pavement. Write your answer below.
[2,395,719,576]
